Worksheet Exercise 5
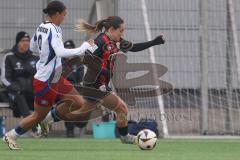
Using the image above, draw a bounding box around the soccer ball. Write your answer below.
[136,129,157,150]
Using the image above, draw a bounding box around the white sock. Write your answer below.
[9,129,20,139]
[42,111,54,124]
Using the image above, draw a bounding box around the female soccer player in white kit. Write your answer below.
[3,1,94,150]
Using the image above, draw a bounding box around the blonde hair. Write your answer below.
[75,19,106,34]
[75,16,124,34]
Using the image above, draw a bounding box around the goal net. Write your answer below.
[115,0,240,136]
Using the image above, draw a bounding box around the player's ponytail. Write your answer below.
[43,1,66,16]
[76,16,124,34]
[75,19,105,34]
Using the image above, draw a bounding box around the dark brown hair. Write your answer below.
[76,16,124,34]
[43,1,66,16]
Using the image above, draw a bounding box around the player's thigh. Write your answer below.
[58,77,85,108]
[60,87,85,110]
[32,102,52,121]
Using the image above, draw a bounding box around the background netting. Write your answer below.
[1,0,240,136]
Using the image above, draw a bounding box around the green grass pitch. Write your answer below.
[1,138,240,160]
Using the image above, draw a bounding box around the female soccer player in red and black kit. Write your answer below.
[41,16,165,144]
[80,16,165,144]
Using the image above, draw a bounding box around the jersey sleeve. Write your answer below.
[50,29,92,58]
[30,33,39,53]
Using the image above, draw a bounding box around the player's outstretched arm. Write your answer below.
[120,35,165,53]
[51,31,94,58]
[52,40,92,58]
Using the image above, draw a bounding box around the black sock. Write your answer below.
[118,126,128,136]
[51,108,61,122]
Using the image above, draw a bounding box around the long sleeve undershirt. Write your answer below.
[130,40,155,52]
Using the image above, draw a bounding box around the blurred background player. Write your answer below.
[40,16,165,144]
[2,1,94,150]
[1,31,40,137]
[63,40,88,138]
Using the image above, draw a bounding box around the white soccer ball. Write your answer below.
[137,129,157,150]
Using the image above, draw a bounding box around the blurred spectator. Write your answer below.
[63,40,87,138]
[1,31,39,135]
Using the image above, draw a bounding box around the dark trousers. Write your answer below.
[8,92,37,132]
[8,92,34,118]
[64,121,88,137]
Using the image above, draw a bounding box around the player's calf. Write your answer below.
[116,112,136,144]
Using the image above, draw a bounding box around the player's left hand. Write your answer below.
[153,35,165,45]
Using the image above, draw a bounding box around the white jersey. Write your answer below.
[30,21,91,83]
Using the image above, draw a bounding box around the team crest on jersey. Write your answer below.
[107,44,114,51]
